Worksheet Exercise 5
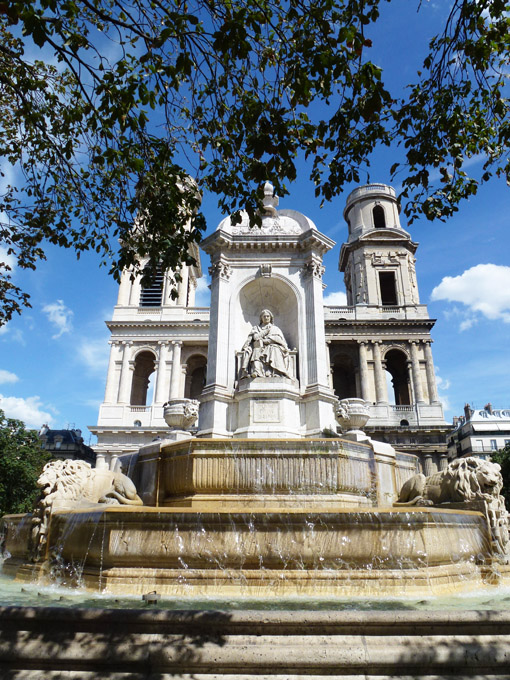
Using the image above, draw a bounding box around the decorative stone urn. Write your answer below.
[163,398,199,432]
[335,398,371,439]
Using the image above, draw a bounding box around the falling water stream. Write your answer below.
[2,439,509,609]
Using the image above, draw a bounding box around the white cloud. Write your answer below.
[82,397,102,410]
[42,299,74,338]
[0,245,16,273]
[0,394,56,428]
[324,290,348,306]
[78,337,110,375]
[435,368,451,414]
[0,323,25,344]
[194,275,211,307]
[0,369,19,385]
[431,264,510,328]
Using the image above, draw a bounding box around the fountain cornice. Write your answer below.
[201,228,334,256]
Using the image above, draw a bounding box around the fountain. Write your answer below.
[2,395,510,597]
[1,183,510,676]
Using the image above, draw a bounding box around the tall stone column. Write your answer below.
[130,270,143,308]
[358,341,369,401]
[104,341,122,403]
[170,341,183,399]
[424,341,440,403]
[116,270,132,306]
[177,266,189,306]
[205,260,232,387]
[373,341,388,404]
[302,259,329,387]
[410,341,424,404]
[325,341,333,390]
[188,275,197,307]
[155,342,170,404]
[438,454,449,471]
[423,454,435,476]
[118,342,133,404]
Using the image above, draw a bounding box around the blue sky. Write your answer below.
[0,1,509,440]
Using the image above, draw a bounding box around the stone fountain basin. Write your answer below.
[3,505,499,597]
[135,437,418,508]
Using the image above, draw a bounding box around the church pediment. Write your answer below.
[357,227,413,243]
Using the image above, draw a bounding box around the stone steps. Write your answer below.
[1,608,510,678]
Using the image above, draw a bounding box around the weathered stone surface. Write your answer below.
[3,504,497,597]
[1,608,510,678]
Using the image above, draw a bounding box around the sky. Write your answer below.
[0,1,509,441]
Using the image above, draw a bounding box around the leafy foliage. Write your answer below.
[0,410,50,516]
[491,443,510,506]
[393,0,510,221]
[0,0,509,323]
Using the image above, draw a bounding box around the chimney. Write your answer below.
[484,402,493,414]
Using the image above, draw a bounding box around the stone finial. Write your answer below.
[262,181,279,216]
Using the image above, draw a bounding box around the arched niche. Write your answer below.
[330,348,357,400]
[185,353,207,399]
[130,350,156,405]
[384,348,411,405]
[235,276,300,354]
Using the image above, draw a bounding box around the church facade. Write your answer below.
[90,183,449,473]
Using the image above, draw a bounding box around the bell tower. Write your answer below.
[326,184,449,474]
[89,245,208,464]
[341,184,420,309]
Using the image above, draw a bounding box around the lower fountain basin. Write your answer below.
[3,505,503,597]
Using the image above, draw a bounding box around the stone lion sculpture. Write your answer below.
[395,457,503,507]
[36,459,143,508]
[395,456,509,558]
[30,459,142,562]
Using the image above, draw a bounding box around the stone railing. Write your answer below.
[344,183,395,210]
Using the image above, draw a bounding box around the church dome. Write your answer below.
[215,182,317,235]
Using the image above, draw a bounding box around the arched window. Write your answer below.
[184,354,207,399]
[385,349,410,405]
[130,351,156,405]
[373,205,386,229]
[332,353,357,400]
[140,265,163,307]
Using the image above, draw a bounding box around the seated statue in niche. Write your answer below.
[240,309,291,378]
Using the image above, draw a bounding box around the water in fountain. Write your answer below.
[3,435,506,600]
